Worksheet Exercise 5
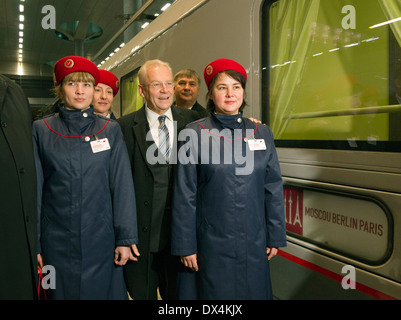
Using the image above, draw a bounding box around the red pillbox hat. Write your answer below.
[204,58,247,89]
[54,56,100,85]
[98,69,120,96]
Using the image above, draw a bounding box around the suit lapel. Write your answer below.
[133,105,186,166]
[171,105,187,133]
[170,106,187,164]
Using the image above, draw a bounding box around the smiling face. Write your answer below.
[93,83,114,116]
[174,76,200,108]
[138,64,174,115]
[209,72,244,115]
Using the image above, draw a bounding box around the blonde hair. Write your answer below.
[53,71,95,103]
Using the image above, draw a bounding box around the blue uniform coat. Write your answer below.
[171,113,286,300]
[32,106,138,299]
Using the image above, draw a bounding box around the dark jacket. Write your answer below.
[171,112,287,300]
[118,105,199,253]
[0,75,38,299]
[191,101,209,119]
[174,101,209,119]
[33,106,137,299]
[117,105,199,294]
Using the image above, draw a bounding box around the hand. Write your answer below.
[249,117,262,124]
[180,254,198,271]
[129,244,140,262]
[114,245,140,266]
[266,247,278,261]
[37,253,44,271]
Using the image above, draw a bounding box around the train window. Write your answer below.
[284,186,393,265]
[120,67,143,116]
[262,0,401,152]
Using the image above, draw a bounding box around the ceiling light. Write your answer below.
[19,38,23,43]
[19,31,23,37]
[141,22,149,29]
[161,3,171,11]
[19,23,24,30]
[19,5,24,12]
[19,15,24,22]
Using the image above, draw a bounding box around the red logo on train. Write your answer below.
[284,188,303,236]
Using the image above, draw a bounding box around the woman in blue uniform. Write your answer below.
[33,56,139,299]
[171,58,286,300]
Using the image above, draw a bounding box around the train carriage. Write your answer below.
[102,0,401,299]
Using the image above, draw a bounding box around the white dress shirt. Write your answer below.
[145,107,174,148]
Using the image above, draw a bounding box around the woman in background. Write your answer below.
[93,69,119,119]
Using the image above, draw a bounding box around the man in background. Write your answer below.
[174,68,208,118]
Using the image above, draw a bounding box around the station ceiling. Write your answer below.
[0,0,172,76]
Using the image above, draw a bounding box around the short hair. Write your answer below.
[174,68,201,85]
[138,59,173,85]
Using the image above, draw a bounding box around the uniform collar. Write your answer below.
[212,112,244,130]
[59,105,95,120]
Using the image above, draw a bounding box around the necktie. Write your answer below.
[158,115,170,161]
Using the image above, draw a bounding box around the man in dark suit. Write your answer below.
[118,60,199,300]
[0,74,38,299]
[174,68,209,118]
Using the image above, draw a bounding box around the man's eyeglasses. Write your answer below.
[145,81,174,89]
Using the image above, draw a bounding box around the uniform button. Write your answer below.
[83,113,88,118]
[144,201,150,206]
[1,122,7,128]
[237,118,242,123]
[142,227,149,232]
[85,136,90,142]
[19,168,25,174]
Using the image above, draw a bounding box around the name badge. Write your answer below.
[247,139,266,151]
[90,138,111,153]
